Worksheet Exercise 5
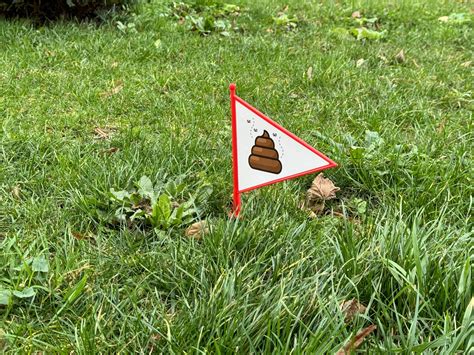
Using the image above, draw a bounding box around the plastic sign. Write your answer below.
[230,83,337,215]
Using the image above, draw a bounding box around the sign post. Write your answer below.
[230,83,337,216]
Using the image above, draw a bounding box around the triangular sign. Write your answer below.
[230,84,337,214]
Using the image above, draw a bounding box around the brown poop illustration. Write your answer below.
[248,130,282,174]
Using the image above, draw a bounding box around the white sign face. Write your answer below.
[234,98,336,192]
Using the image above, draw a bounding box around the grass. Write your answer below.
[1,0,473,352]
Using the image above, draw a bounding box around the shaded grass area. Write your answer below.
[1,0,473,352]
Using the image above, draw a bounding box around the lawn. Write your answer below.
[0,0,473,352]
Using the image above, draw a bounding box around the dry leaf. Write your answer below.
[71,231,86,240]
[394,49,405,63]
[304,173,340,215]
[307,66,313,80]
[336,325,377,355]
[351,11,361,18]
[300,173,340,218]
[438,16,449,22]
[71,231,94,240]
[101,147,120,154]
[111,61,119,68]
[340,299,367,322]
[356,58,366,68]
[11,185,21,199]
[185,221,209,239]
[93,126,117,140]
[461,61,472,67]
[100,80,123,98]
[307,174,340,200]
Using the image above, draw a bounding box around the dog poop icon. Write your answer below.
[248,130,282,174]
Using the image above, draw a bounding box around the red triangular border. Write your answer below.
[233,95,337,193]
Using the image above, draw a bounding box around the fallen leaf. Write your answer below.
[356,58,366,67]
[93,126,117,140]
[307,66,313,80]
[71,231,86,240]
[71,231,95,241]
[101,147,120,154]
[351,11,361,18]
[336,325,377,355]
[100,80,123,98]
[340,299,367,322]
[94,128,109,139]
[111,61,119,68]
[461,61,472,67]
[185,221,209,239]
[11,185,21,199]
[394,49,405,63]
[438,16,449,22]
[304,173,340,215]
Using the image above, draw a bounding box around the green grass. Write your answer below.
[1,0,473,352]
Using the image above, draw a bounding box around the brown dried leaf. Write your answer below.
[461,61,472,67]
[94,128,109,139]
[351,11,361,18]
[185,221,209,239]
[101,147,120,155]
[305,173,340,214]
[93,126,117,140]
[71,231,85,240]
[394,49,405,63]
[340,299,367,322]
[336,325,376,355]
[100,80,123,98]
[111,61,119,68]
[308,173,340,201]
[71,231,95,241]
